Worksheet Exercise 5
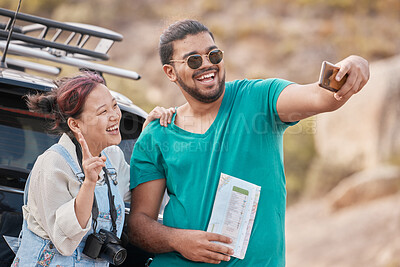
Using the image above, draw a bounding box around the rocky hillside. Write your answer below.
[305,55,400,197]
[285,55,400,266]
[8,0,396,112]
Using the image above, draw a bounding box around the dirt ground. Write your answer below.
[286,192,400,267]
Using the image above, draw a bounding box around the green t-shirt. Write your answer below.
[130,78,294,266]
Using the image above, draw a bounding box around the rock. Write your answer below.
[315,55,400,170]
[305,55,400,197]
[327,165,400,210]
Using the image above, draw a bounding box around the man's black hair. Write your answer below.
[159,20,214,65]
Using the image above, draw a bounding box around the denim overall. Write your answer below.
[12,144,125,267]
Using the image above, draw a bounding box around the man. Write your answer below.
[128,20,369,266]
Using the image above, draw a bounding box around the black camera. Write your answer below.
[83,229,127,266]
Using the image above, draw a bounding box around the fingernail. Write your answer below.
[336,75,341,81]
[334,93,342,101]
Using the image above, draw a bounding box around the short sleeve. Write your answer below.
[268,78,298,128]
[228,78,296,132]
[130,133,166,190]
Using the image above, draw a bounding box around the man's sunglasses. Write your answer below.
[170,49,224,70]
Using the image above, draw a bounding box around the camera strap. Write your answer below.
[71,137,102,232]
[72,137,118,233]
[102,167,118,234]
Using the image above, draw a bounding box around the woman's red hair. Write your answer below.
[27,71,105,134]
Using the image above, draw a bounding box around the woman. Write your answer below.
[12,72,174,266]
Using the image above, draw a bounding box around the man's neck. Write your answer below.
[175,91,224,134]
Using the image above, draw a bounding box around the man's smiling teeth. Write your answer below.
[198,73,215,80]
[106,125,118,132]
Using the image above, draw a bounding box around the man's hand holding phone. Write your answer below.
[318,56,369,101]
[318,61,348,92]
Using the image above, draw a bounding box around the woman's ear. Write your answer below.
[163,64,177,82]
[67,117,80,135]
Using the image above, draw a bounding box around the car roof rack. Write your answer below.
[0,8,140,80]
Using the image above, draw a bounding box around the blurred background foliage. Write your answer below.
[1,0,399,205]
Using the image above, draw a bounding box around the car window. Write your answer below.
[0,108,58,189]
[119,110,143,163]
[119,139,136,163]
[0,109,58,170]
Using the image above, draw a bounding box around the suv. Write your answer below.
[0,8,154,267]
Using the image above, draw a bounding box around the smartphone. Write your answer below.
[318,61,348,92]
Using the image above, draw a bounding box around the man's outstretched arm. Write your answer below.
[277,55,370,122]
[128,179,234,264]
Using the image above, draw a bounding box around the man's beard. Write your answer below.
[176,69,226,103]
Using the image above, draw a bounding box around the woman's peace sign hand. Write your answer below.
[77,132,106,185]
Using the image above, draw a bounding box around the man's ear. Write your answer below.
[67,117,80,135]
[163,64,177,82]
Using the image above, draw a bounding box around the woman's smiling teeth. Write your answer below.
[106,125,119,132]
